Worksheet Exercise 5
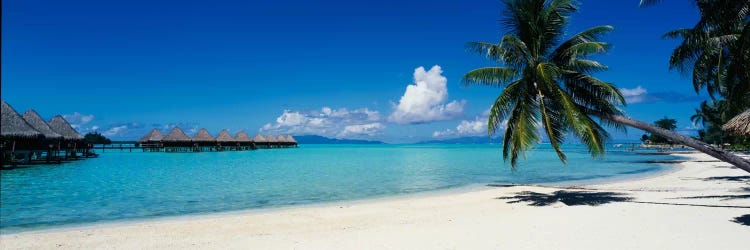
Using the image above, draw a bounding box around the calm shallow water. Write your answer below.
[0,144,679,232]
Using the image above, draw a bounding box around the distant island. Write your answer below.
[294,135,385,144]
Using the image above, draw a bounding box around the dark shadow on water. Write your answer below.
[617,167,660,175]
[732,214,750,226]
[702,176,750,182]
[497,190,633,206]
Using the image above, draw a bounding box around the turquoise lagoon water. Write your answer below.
[0,144,680,232]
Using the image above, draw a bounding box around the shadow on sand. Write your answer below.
[679,194,750,200]
[701,176,750,182]
[497,190,633,206]
[732,214,750,226]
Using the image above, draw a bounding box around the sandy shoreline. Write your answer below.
[1,153,748,249]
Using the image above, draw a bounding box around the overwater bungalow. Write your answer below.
[1,101,93,166]
[286,135,297,145]
[22,110,64,162]
[265,134,278,148]
[192,128,216,150]
[138,128,164,152]
[48,115,91,158]
[234,131,255,150]
[276,135,287,143]
[134,129,294,153]
[162,127,192,152]
[2,101,44,164]
[215,129,236,151]
[139,129,164,143]
[253,133,269,149]
[276,135,294,148]
[285,135,298,147]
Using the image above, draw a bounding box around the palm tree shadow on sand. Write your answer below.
[497,190,633,206]
[701,176,750,182]
[732,214,750,226]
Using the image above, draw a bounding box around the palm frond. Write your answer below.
[552,25,614,62]
[462,67,518,87]
[503,96,540,168]
[488,79,524,135]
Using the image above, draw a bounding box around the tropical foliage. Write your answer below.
[462,0,625,167]
[691,100,750,148]
[642,117,678,144]
[463,0,750,172]
[84,132,111,145]
[642,0,750,122]
[642,0,749,148]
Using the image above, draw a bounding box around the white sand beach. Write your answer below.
[1,153,748,250]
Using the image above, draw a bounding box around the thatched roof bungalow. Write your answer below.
[276,135,287,143]
[48,115,84,140]
[265,134,277,143]
[1,101,43,139]
[253,134,267,143]
[139,128,164,143]
[286,135,297,144]
[234,131,252,142]
[722,109,750,136]
[22,110,63,140]
[215,129,235,142]
[192,128,215,142]
[162,127,191,142]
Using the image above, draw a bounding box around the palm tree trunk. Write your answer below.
[597,114,750,173]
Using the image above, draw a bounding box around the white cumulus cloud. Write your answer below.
[261,107,383,138]
[102,125,128,137]
[62,112,95,129]
[433,109,502,138]
[620,86,648,104]
[433,117,487,138]
[456,119,485,135]
[388,65,465,124]
[338,123,386,137]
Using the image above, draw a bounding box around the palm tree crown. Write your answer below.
[463,0,625,168]
[642,0,750,118]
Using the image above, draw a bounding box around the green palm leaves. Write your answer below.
[463,0,624,168]
[651,0,750,118]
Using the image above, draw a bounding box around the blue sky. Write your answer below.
[2,0,706,143]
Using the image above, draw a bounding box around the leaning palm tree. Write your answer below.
[464,0,750,172]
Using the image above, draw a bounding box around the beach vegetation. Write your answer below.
[644,117,677,144]
[641,0,750,148]
[84,132,111,145]
[464,0,750,172]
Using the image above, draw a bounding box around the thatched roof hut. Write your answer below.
[22,110,63,139]
[215,129,235,142]
[234,131,252,142]
[286,135,297,143]
[48,115,84,140]
[162,127,191,142]
[1,101,43,139]
[265,134,277,143]
[139,128,164,143]
[192,128,215,142]
[253,134,267,142]
[722,109,750,136]
[276,135,287,142]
